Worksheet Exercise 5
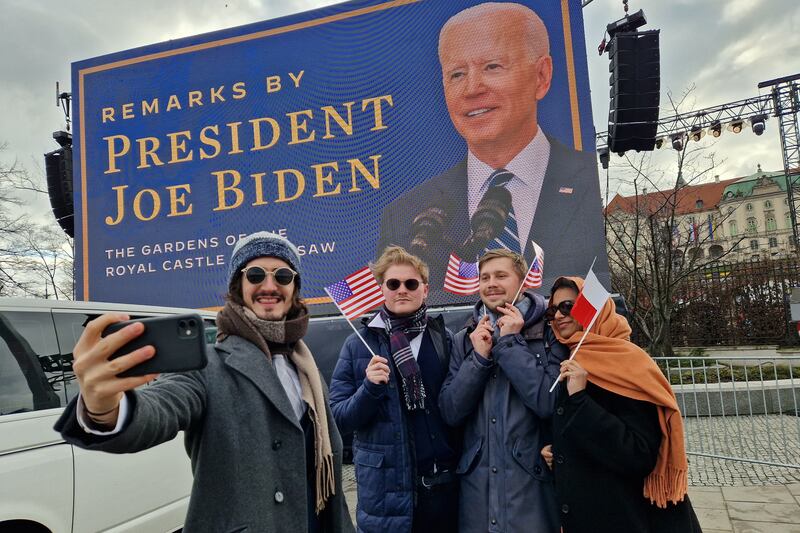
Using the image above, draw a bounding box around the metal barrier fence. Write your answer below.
[655,356,800,470]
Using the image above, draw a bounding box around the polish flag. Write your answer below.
[571,267,611,330]
[548,265,611,393]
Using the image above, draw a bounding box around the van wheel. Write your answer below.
[0,521,51,533]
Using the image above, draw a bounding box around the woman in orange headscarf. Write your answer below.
[541,276,701,533]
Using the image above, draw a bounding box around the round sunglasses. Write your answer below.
[545,300,574,322]
[241,266,297,286]
[385,278,421,291]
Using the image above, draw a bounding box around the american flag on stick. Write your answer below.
[523,241,544,289]
[325,266,385,320]
[443,253,480,295]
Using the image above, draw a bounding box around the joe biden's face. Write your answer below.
[439,11,551,163]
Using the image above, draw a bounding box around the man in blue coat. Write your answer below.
[329,246,459,533]
[439,249,568,533]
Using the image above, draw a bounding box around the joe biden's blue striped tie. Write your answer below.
[484,168,521,254]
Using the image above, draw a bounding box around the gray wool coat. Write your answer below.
[55,335,355,533]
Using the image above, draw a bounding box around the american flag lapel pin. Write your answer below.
[558,186,573,194]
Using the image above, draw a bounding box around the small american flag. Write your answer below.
[443,253,480,295]
[325,266,385,320]
[523,241,544,289]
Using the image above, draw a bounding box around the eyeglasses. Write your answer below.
[241,266,297,286]
[545,300,574,322]
[385,278,421,291]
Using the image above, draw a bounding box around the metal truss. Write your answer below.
[597,73,800,245]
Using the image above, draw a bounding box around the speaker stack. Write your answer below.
[607,29,660,153]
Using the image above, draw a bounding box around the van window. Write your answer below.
[53,312,153,402]
[0,311,62,414]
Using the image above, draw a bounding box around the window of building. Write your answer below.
[766,217,777,231]
[729,220,738,237]
[746,203,753,211]
[746,217,758,233]
[696,200,703,209]
[769,237,778,248]
[750,239,759,251]
[787,212,792,229]
[765,200,772,209]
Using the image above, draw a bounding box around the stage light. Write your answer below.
[727,120,745,134]
[671,133,685,151]
[654,137,665,149]
[750,114,767,136]
[709,121,722,138]
[689,126,705,142]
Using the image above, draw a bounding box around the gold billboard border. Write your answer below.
[78,0,584,307]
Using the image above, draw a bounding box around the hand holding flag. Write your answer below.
[549,262,611,393]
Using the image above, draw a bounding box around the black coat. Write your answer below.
[551,382,701,533]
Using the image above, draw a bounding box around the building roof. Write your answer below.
[721,169,787,199]
[606,176,740,217]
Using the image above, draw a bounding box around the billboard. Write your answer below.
[73,0,608,312]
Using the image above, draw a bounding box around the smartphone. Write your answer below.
[102,314,208,377]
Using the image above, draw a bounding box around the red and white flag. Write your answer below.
[571,267,611,329]
[523,241,544,289]
[548,263,611,393]
[443,253,480,295]
[325,266,385,320]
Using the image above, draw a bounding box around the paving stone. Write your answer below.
[731,521,800,533]
[696,507,733,531]
[689,487,726,509]
[722,485,797,504]
[727,501,800,524]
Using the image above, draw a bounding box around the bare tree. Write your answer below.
[0,144,73,299]
[604,91,743,357]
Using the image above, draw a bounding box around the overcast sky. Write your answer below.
[1,0,798,211]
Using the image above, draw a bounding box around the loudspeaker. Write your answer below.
[607,30,660,153]
[45,146,74,238]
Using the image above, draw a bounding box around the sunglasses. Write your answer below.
[385,278,421,291]
[545,300,574,322]
[241,266,297,286]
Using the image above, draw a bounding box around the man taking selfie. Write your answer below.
[55,231,354,533]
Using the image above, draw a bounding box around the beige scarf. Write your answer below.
[216,302,336,513]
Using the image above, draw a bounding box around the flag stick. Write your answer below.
[324,287,378,358]
[511,260,537,304]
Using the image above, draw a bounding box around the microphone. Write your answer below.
[409,205,451,259]
[461,185,512,258]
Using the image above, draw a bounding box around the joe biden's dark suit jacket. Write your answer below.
[377,136,610,305]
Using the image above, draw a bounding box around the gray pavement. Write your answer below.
[341,414,800,530]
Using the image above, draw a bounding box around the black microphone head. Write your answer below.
[409,205,450,257]
[470,185,512,243]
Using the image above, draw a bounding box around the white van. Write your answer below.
[0,298,217,533]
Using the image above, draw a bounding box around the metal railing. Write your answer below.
[655,356,800,470]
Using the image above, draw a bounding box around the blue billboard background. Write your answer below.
[73,0,599,311]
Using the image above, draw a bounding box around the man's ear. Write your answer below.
[535,55,553,101]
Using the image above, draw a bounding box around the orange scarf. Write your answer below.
[551,276,688,508]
